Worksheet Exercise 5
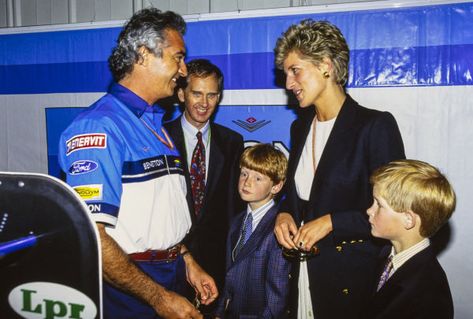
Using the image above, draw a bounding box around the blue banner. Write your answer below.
[1,2,473,94]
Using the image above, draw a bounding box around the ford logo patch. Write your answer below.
[69,160,98,175]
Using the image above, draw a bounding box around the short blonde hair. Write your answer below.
[240,144,288,184]
[370,159,456,238]
[274,19,349,86]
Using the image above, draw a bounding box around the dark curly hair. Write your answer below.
[108,8,186,82]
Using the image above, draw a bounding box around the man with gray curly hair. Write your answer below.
[59,8,217,319]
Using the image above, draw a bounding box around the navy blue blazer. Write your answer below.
[363,245,453,319]
[164,117,244,290]
[279,95,405,319]
[216,205,291,318]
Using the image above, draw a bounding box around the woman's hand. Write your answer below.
[274,212,299,249]
[293,214,333,251]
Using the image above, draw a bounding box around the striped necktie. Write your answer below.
[377,255,393,291]
[232,213,253,261]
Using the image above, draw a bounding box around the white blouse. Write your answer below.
[294,116,336,200]
[294,115,336,319]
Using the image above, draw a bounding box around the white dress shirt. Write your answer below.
[180,115,211,180]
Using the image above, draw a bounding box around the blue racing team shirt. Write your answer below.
[58,83,192,253]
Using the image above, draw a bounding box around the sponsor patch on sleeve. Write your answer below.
[69,160,99,175]
[88,203,102,213]
[73,184,103,201]
[174,158,181,168]
[66,133,107,155]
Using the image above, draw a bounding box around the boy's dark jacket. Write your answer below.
[216,204,291,318]
[363,245,453,319]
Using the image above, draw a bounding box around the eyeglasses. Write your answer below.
[282,245,320,261]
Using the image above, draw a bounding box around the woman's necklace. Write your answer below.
[311,116,317,173]
[139,117,175,150]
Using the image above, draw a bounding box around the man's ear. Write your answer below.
[403,210,417,230]
[137,46,149,66]
[177,88,185,103]
[271,181,284,195]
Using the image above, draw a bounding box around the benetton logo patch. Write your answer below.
[66,133,106,155]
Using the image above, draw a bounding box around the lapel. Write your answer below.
[206,123,224,200]
[288,108,315,179]
[230,205,277,266]
[229,212,246,255]
[374,246,434,298]
[308,95,358,205]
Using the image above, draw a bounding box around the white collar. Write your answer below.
[390,238,430,272]
[180,114,210,139]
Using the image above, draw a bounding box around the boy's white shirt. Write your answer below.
[388,237,430,278]
[231,199,275,261]
[246,198,275,231]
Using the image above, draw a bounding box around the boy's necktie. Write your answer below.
[232,213,253,261]
[190,131,206,216]
[377,255,393,291]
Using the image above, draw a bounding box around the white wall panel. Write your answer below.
[185,0,209,14]
[94,0,111,21]
[111,0,132,20]
[239,0,290,11]
[36,0,51,25]
[0,92,104,172]
[76,0,94,23]
[209,0,237,13]
[0,0,396,28]
[51,0,68,24]
[0,0,7,27]
[148,0,170,11]
[170,0,187,14]
[20,0,36,26]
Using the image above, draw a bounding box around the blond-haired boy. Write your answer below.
[364,159,455,319]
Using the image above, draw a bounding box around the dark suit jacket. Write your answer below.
[164,117,244,290]
[216,205,291,318]
[279,95,405,319]
[363,245,453,319]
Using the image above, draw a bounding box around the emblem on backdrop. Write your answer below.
[232,117,271,133]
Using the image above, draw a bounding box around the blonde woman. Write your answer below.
[273,20,405,319]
